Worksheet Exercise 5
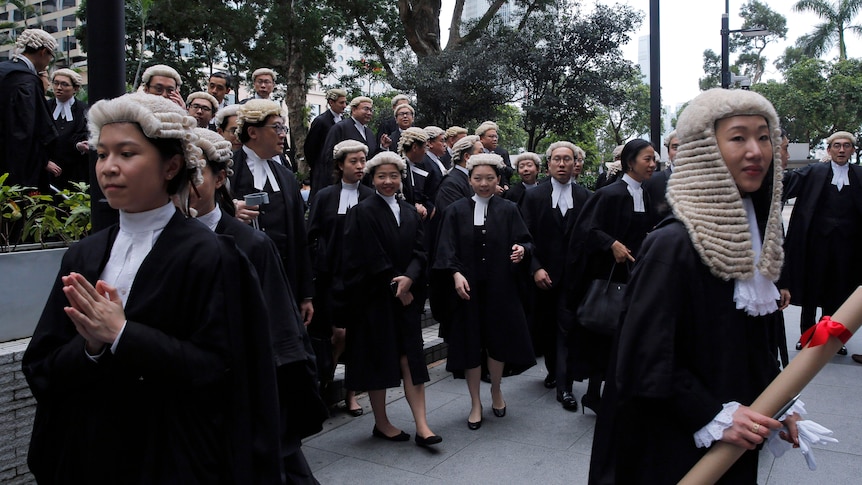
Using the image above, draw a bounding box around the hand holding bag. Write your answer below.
[577,262,626,335]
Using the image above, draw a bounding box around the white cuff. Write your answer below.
[694,401,740,448]
[110,321,127,354]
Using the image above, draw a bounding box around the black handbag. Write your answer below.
[577,263,626,336]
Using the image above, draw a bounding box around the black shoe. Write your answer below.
[415,434,442,447]
[543,375,556,389]
[467,418,483,430]
[795,341,803,351]
[852,354,862,364]
[492,404,507,417]
[581,394,600,415]
[838,346,848,356]
[372,426,410,442]
[481,373,492,384]
[560,392,579,412]
[347,406,364,417]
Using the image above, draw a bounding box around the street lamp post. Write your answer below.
[720,11,770,89]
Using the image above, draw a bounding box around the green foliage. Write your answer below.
[595,69,653,155]
[793,0,862,61]
[0,174,90,252]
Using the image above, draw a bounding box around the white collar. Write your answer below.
[471,194,491,225]
[242,145,281,191]
[13,54,36,74]
[377,192,400,225]
[622,173,642,189]
[53,97,75,121]
[195,205,222,231]
[622,174,645,213]
[454,165,468,175]
[119,201,175,234]
[733,197,779,316]
[831,161,850,190]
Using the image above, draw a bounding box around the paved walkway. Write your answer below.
[302,304,862,484]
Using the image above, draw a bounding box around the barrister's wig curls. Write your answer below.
[235,99,281,137]
[364,151,406,174]
[545,141,579,160]
[466,153,505,174]
[333,140,368,161]
[513,152,541,170]
[398,127,428,155]
[193,128,234,176]
[475,121,499,137]
[391,94,410,107]
[252,68,277,82]
[51,68,83,88]
[349,96,373,109]
[667,88,784,282]
[186,92,219,113]
[446,126,468,138]
[214,104,239,129]
[664,130,678,148]
[394,104,415,117]
[88,92,205,214]
[142,64,182,87]
[325,88,347,101]
[826,131,857,145]
[452,135,480,165]
[16,29,57,52]
[424,126,445,140]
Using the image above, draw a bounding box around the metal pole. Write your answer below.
[721,13,730,88]
[650,0,661,149]
[87,0,125,231]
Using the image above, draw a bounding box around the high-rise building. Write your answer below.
[0,0,84,68]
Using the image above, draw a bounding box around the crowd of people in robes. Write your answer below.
[7,43,861,483]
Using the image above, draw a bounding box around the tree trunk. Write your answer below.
[283,40,310,175]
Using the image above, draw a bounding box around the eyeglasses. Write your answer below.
[550,156,574,163]
[225,127,238,134]
[831,142,853,149]
[189,103,213,113]
[264,123,288,135]
[255,79,274,85]
[52,81,72,88]
[147,84,176,95]
[396,111,413,118]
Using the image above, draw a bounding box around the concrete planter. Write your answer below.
[0,245,67,342]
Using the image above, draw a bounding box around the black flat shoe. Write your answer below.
[543,375,556,389]
[492,404,506,417]
[838,346,848,355]
[372,426,410,442]
[581,394,600,415]
[415,434,443,447]
[467,418,483,430]
[481,372,492,384]
[347,406,364,417]
[795,341,803,351]
[560,392,578,412]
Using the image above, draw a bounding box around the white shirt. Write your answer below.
[471,194,491,226]
[353,117,367,140]
[338,181,360,214]
[196,205,222,231]
[242,145,281,192]
[53,97,75,121]
[378,192,400,225]
[550,177,573,215]
[831,161,850,191]
[427,152,448,175]
[13,54,36,74]
[622,174,645,213]
[454,165,468,175]
[330,109,343,124]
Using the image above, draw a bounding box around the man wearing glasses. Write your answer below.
[186,91,218,129]
[241,68,277,102]
[0,28,59,191]
[141,64,185,108]
[781,131,862,358]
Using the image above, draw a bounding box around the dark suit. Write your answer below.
[47,98,89,189]
[493,146,514,186]
[521,180,591,390]
[318,117,378,196]
[440,150,453,171]
[781,162,862,332]
[435,167,472,216]
[375,116,397,144]
[305,110,339,194]
[643,167,672,225]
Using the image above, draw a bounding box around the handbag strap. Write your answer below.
[603,260,632,291]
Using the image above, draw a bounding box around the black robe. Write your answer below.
[0,58,58,191]
[304,110,339,195]
[319,117,379,194]
[433,196,536,372]
[47,97,90,189]
[642,167,672,225]
[23,212,282,484]
[336,194,429,390]
[589,219,780,484]
[434,166,472,217]
[230,148,314,303]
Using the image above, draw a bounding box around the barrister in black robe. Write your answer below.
[191,128,325,484]
[503,152,542,205]
[780,133,862,341]
[47,69,90,189]
[434,154,535,427]
[520,142,591,408]
[305,90,347,195]
[0,51,58,192]
[317,97,383,196]
[566,140,655,412]
[335,152,441,444]
[589,90,796,484]
[307,140,373,416]
[642,166,672,224]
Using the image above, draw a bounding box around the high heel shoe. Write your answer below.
[581,394,600,415]
[468,406,483,430]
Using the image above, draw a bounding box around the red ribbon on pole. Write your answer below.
[800,316,852,348]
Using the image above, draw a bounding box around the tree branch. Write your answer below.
[448,0,466,47]
[452,0,506,48]
[352,11,400,85]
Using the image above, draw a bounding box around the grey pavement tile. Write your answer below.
[794,382,862,416]
[302,446,345,473]
[310,456,446,484]
[763,449,862,484]
[424,437,591,484]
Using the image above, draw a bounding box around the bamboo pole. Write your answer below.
[679,286,862,484]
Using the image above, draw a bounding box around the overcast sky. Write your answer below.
[440,0,862,109]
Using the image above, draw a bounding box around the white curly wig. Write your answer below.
[364,151,406,174]
[141,64,182,87]
[16,29,57,53]
[193,128,234,177]
[513,152,541,169]
[451,135,480,165]
[667,88,784,282]
[236,99,281,137]
[252,68,277,82]
[475,121,499,137]
[424,126,445,140]
[186,92,219,113]
[333,139,368,160]
[466,153,505,173]
[51,68,83,87]
[213,104,239,128]
[88,92,205,214]
[325,88,347,101]
[545,141,580,160]
[397,127,428,155]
